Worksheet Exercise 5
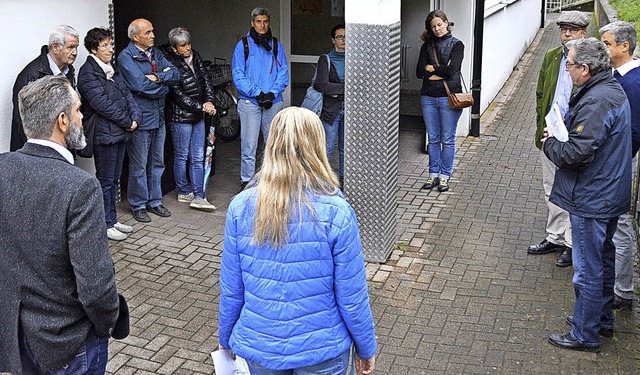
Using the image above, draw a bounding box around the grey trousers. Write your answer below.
[613,156,638,300]
[541,149,572,247]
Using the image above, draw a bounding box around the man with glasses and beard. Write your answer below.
[0,76,125,374]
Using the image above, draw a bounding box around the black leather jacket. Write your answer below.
[160,45,215,124]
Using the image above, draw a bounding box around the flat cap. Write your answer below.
[556,11,590,28]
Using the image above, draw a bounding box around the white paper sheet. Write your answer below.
[544,103,569,142]
[211,350,251,375]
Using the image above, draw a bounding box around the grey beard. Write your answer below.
[66,119,87,150]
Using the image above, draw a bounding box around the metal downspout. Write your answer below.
[470,0,485,137]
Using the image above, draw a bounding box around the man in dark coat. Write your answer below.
[10,25,79,151]
[0,76,122,374]
[544,38,631,352]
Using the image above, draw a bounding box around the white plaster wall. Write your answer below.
[481,0,542,111]
[440,1,475,135]
[443,0,541,135]
[0,0,111,169]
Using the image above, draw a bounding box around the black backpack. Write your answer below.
[241,36,279,62]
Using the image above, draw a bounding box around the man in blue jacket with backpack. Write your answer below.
[232,7,289,191]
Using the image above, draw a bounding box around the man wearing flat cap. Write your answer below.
[529,11,589,267]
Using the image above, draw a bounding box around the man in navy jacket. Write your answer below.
[600,21,640,311]
[118,18,179,223]
[544,38,631,352]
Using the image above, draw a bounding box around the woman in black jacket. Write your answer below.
[160,27,217,211]
[77,27,141,241]
[417,10,465,193]
[314,24,346,186]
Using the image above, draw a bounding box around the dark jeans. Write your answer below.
[126,127,166,210]
[19,329,109,374]
[94,142,127,228]
[322,109,344,177]
[569,214,617,346]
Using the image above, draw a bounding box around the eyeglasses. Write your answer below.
[565,61,582,68]
[333,35,346,40]
[97,42,113,50]
[560,27,583,34]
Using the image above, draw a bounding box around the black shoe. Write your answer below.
[527,239,564,255]
[437,178,449,192]
[132,209,151,223]
[555,247,572,267]
[548,332,600,352]
[146,204,171,217]
[421,177,439,190]
[565,316,613,337]
[613,295,633,310]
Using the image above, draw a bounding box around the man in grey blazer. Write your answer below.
[0,76,124,374]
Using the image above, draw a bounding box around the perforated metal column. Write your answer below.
[344,22,401,263]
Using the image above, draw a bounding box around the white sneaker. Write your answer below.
[114,222,134,233]
[107,227,127,241]
[190,197,216,211]
[178,192,194,203]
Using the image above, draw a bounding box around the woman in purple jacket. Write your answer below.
[77,28,141,241]
[218,107,377,375]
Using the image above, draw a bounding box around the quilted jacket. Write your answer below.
[218,188,377,370]
[159,45,215,124]
[77,56,142,145]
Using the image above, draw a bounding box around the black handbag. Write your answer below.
[75,113,97,158]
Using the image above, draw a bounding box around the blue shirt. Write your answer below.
[552,51,573,119]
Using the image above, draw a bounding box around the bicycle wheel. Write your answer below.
[214,89,240,141]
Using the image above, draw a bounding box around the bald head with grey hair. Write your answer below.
[49,25,79,49]
[18,76,76,140]
[566,37,611,76]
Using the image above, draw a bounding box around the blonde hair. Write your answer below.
[252,107,339,248]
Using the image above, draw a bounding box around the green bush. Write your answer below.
[609,0,640,43]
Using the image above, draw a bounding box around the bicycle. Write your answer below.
[206,57,240,141]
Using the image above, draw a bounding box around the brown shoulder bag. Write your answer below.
[431,43,473,109]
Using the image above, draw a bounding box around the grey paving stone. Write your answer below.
[105,14,639,375]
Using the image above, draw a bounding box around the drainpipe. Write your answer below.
[470,0,485,137]
[541,0,546,28]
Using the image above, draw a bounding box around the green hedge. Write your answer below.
[609,0,640,42]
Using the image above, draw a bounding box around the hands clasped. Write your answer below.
[256,92,275,109]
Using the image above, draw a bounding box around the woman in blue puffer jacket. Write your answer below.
[218,107,377,375]
[77,27,141,241]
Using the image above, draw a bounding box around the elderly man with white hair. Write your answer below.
[11,25,79,152]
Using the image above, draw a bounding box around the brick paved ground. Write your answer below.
[106,16,639,375]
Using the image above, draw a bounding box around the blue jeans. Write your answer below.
[94,142,126,228]
[246,349,350,375]
[169,120,205,199]
[421,95,462,178]
[569,214,617,347]
[322,109,344,177]
[126,126,166,210]
[19,329,109,374]
[238,99,284,183]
